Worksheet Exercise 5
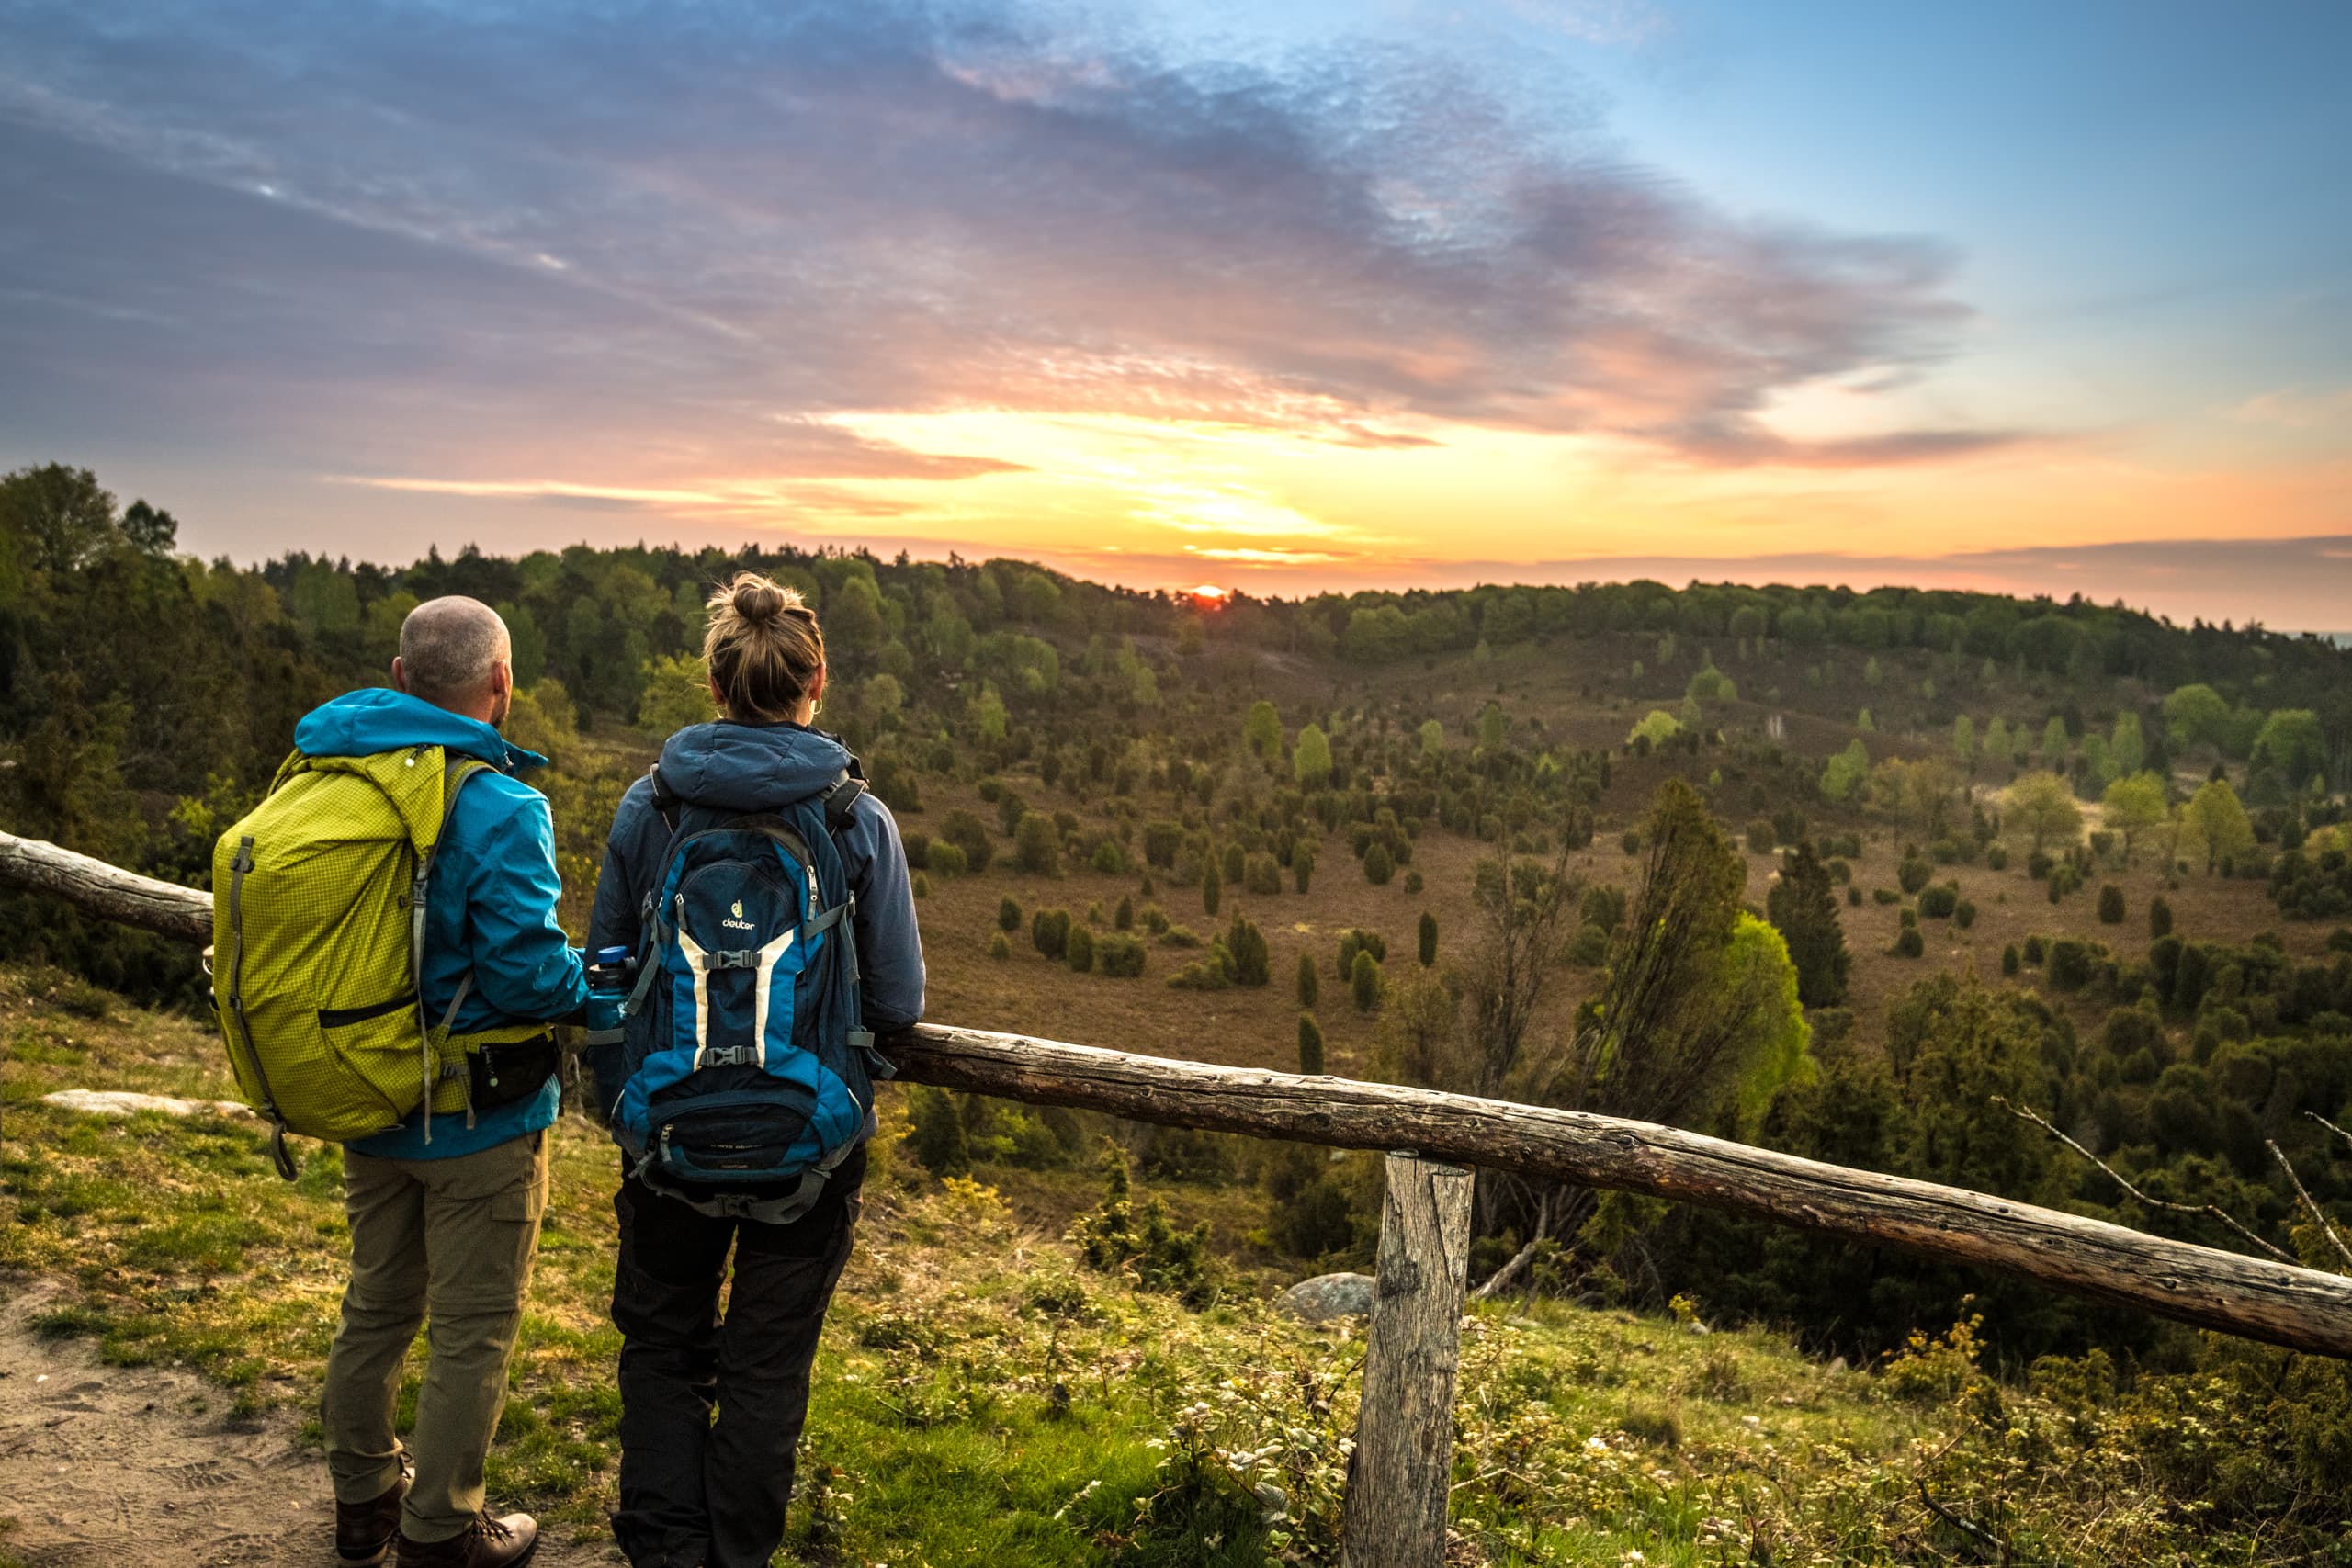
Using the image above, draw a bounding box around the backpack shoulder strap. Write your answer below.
[820,760,867,840]
[647,761,682,836]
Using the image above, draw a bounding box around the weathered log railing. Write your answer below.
[9,828,2352,1562]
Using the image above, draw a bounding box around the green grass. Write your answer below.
[0,964,2312,1564]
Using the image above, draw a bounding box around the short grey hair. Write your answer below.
[399,596,511,704]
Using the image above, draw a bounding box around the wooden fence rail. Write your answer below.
[7,824,2352,1364]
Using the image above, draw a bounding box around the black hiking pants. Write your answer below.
[608,1147,863,1568]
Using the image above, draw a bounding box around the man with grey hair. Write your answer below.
[288,594,585,1568]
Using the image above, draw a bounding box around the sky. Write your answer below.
[2,0,2348,625]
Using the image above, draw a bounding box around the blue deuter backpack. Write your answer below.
[605,761,884,1224]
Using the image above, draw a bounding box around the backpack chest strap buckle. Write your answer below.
[707,949,763,971]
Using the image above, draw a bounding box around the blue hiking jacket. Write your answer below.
[588,721,926,1052]
[293,688,589,1160]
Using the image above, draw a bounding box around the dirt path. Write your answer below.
[0,1282,614,1568]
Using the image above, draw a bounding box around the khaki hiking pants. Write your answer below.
[322,1130,550,1544]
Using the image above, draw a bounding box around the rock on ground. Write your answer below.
[1272,1271,1376,1322]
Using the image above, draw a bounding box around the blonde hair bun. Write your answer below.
[702,571,823,723]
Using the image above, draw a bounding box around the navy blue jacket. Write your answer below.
[294,688,589,1160]
[588,721,926,1036]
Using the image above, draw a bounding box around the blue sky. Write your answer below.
[1,0,2346,623]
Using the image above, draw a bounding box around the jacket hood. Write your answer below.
[656,721,851,813]
[294,688,544,772]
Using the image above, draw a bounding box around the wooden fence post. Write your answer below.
[1344,1152,1475,1568]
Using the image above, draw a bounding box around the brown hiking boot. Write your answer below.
[335,1468,412,1566]
[394,1511,539,1567]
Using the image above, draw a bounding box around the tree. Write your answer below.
[1719,914,1815,1136]
[1292,844,1315,895]
[1292,723,1333,785]
[2110,712,2146,777]
[1351,949,1384,1011]
[2099,773,2167,865]
[1373,969,1460,1088]
[1202,855,1222,916]
[1295,951,1319,1009]
[1418,718,1444,756]
[902,1085,971,1178]
[1363,842,1395,886]
[997,896,1023,932]
[1477,700,1508,750]
[1885,976,2058,1200]
[2163,682,2230,752]
[1952,715,1975,769]
[1872,757,1962,841]
[2253,709,2327,789]
[1767,841,1850,1008]
[1243,699,1283,763]
[1065,923,1095,973]
[637,653,717,733]
[1626,709,1680,749]
[1297,1012,1325,1076]
[2006,771,2082,852]
[2179,777,2254,874]
[1820,739,1870,803]
[1418,910,1438,967]
[1566,779,1754,1126]
[1983,716,2010,770]
[2041,715,2069,766]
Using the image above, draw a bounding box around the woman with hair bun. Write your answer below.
[587,571,924,1568]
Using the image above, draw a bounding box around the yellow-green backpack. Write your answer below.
[209,745,538,1177]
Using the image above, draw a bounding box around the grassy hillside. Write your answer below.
[6,965,2346,1565]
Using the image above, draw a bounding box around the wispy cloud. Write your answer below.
[2229,387,2352,430]
[0,0,2003,477]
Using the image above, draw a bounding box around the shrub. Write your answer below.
[1297,1012,1325,1075]
[902,830,931,870]
[940,808,995,874]
[1167,942,1236,990]
[1013,812,1063,876]
[2149,895,2175,939]
[1569,922,1611,964]
[1065,923,1095,973]
[1747,817,1776,853]
[1225,914,1272,987]
[2001,942,2020,975]
[1337,928,1387,978]
[1894,927,1925,958]
[1296,950,1319,1009]
[1142,819,1183,868]
[1954,898,1977,930]
[1160,923,1202,947]
[1202,858,1222,917]
[1363,842,1395,886]
[1847,885,1863,907]
[1872,886,1900,905]
[1622,829,1641,854]
[1351,949,1385,1011]
[2048,938,2097,991]
[1418,911,1438,967]
[1244,852,1283,896]
[1919,882,1960,919]
[1143,903,1170,936]
[989,931,1012,962]
[1091,839,1127,874]
[1897,856,1933,895]
[2098,884,2126,924]
[1292,845,1316,895]
[998,896,1023,932]
[1404,868,1424,895]
[1031,908,1071,959]
[2023,933,2048,964]
[1096,931,1147,977]
[927,841,968,879]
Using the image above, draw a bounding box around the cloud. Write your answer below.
[2229,387,2352,430]
[0,0,2005,477]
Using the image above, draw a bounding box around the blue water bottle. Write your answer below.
[582,944,633,1119]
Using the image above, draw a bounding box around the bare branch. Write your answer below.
[1996,1097,2296,1264]
[2268,1139,2352,1273]
[2307,1111,2352,1156]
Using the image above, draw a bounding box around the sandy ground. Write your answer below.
[0,1281,616,1568]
